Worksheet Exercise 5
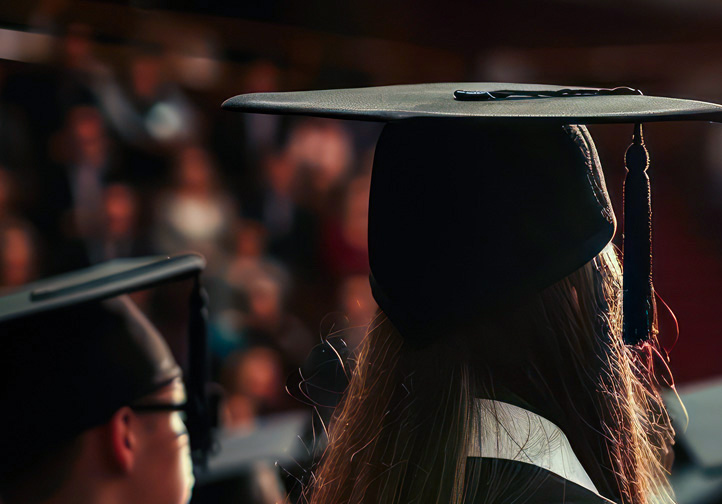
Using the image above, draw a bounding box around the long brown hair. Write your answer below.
[305,245,675,504]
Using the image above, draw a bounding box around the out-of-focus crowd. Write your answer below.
[0,16,380,430]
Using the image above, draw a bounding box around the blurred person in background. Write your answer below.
[98,46,198,188]
[211,59,283,202]
[247,123,357,329]
[246,149,319,282]
[321,174,370,279]
[34,104,116,272]
[102,46,198,149]
[228,220,269,278]
[0,219,40,292]
[287,119,353,219]
[220,347,285,429]
[153,144,236,271]
[0,65,33,173]
[225,221,291,310]
[240,264,314,378]
[215,350,288,504]
[208,219,289,366]
[0,168,43,289]
[56,22,110,113]
[56,104,114,239]
[337,274,377,352]
[85,182,153,263]
[282,119,358,327]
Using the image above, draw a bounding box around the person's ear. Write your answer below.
[109,407,137,473]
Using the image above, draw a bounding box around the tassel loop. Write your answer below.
[625,124,649,172]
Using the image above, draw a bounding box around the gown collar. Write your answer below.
[469,398,613,503]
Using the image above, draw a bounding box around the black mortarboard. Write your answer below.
[0,254,211,480]
[223,83,722,344]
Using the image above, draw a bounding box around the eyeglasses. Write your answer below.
[131,403,187,414]
[131,403,189,435]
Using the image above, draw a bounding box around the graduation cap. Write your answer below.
[223,83,722,345]
[0,253,213,481]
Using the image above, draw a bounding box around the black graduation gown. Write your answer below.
[463,458,615,504]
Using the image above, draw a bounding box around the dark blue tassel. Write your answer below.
[623,123,655,345]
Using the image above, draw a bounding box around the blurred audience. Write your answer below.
[0,16,386,501]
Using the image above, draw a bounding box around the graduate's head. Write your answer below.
[0,298,194,504]
[0,254,208,504]
[306,120,672,504]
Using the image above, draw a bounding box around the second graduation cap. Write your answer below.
[0,254,213,484]
[223,83,722,344]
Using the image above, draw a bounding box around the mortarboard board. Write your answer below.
[222,83,722,344]
[0,253,213,482]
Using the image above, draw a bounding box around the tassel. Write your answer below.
[187,275,212,467]
[623,123,655,345]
